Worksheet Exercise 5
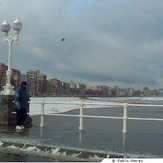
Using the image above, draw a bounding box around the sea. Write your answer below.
[0,96,163,162]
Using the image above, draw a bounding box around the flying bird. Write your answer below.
[61,38,66,41]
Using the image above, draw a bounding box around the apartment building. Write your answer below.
[20,74,27,82]
[127,87,135,96]
[11,68,21,90]
[26,70,47,96]
[47,78,58,96]
[0,63,7,91]
[0,63,20,91]
[112,86,120,96]
[70,82,86,96]
[77,83,86,96]
[96,85,109,96]
[142,87,158,96]
[61,82,70,96]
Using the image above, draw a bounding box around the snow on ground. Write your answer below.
[29,96,163,115]
[29,97,81,115]
[29,97,118,115]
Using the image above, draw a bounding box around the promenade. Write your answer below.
[0,110,110,162]
[0,108,163,161]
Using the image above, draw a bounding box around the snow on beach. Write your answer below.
[29,97,82,115]
[29,97,118,115]
[29,96,163,115]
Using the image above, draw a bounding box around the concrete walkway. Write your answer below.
[0,108,163,161]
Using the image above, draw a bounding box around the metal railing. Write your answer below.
[29,100,163,134]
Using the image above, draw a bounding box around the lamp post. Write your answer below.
[0,18,22,95]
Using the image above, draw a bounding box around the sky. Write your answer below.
[0,0,163,89]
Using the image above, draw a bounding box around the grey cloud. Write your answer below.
[0,0,163,89]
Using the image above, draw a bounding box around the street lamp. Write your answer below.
[1,18,22,95]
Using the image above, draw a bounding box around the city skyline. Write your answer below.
[1,61,161,91]
[0,1,163,89]
[0,62,161,97]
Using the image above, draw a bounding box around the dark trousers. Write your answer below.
[16,108,27,126]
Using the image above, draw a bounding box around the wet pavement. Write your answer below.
[0,110,110,162]
[0,108,163,161]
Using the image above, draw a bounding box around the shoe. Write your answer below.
[16,125,23,130]
[21,125,24,129]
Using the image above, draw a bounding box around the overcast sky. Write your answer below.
[0,0,163,89]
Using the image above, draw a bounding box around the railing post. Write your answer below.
[122,103,128,134]
[40,100,45,127]
[79,100,84,131]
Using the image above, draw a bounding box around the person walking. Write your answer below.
[14,81,29,130]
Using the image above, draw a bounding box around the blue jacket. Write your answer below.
[14,87,29,109]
